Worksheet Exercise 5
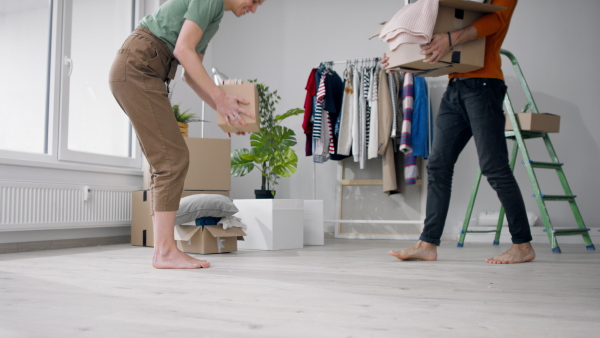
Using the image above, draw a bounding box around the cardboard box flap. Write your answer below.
[174,225,201,241]
[438,0,505,13]
[369,21,387,40]
[205,225,247,238]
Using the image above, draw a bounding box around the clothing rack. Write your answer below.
[309,58,426,239]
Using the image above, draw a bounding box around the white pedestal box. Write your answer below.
[303,200,324,246]
[233,199,304,250]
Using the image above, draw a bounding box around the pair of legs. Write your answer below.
[110,28,208,269]
[390,78,535,264]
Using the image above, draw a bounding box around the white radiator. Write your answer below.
[0,181,137,232]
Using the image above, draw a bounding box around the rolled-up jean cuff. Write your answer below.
[512,237,533,244]
[419,236,441,246]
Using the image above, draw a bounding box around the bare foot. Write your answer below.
[388,241,438,261]
[486,242,535,264]
[152,248,211,269]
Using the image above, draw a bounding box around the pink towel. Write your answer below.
[379,0,439,52]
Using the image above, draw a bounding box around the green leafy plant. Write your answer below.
[230,81,304,194]
[172,104,203,124]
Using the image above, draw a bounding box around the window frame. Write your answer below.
[0,0,144,171]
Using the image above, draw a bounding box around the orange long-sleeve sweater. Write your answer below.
[450,0,517,81]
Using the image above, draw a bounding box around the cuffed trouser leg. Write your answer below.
[109,27,188,212]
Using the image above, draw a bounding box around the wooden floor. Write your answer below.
[0,238,598,337]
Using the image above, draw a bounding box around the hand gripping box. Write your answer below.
[373,0,505,77]
[217,83,260,133]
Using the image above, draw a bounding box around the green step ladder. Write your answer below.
[457,49,595,253]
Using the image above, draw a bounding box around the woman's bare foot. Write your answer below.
[152,248,210,269]
[388,240,438,261]
[486,242,535,264]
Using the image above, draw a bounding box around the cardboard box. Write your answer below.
[175,224,246,254]
[143,138,231,191]
[217,83,260,133]
[303,200,324,246]
[505,113,560,133]
[233,199,304,250]
[131,190,230,248]
[375,0,505,77]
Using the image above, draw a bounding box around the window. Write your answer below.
[0,0,52,154]
[0,0,141,168]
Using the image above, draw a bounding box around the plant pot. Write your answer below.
[254,189,275,199]
[178,122,189,137]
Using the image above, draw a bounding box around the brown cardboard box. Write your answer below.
[374,0,505,77]
[217,83,260,133]
[175,224,246,254]
[143,138,231,191]
[131,190,230,248]
[505,113,560,133]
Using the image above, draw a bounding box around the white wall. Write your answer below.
[4,0,598,244]
[174,0,600,239]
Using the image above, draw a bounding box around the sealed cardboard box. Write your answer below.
[234,199,304,251]
[174,224,246,254]
[505,113,560,133]
[217,83,260,133]
[131,190,230,248]
[143,138,231,191]
[375,0,505,77]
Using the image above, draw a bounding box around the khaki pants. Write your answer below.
[109,27,188,212]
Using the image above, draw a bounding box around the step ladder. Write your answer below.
[457,49,595,253]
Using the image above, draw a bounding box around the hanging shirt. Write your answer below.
[400,73,414,155]
[367,65,380,160]
[303,68,317,156]
[401,73,418,185]
[352,70,361,163]
[313,71,331,163]
[411,76,433,159]
[337,66,354,156]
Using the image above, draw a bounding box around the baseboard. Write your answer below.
[0,235,131,254]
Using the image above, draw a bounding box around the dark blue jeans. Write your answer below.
[420,78,532,246]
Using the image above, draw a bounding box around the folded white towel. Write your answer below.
[218,216,247,230]
[379,0,439,51]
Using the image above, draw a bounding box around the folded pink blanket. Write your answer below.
[379,0,439,51]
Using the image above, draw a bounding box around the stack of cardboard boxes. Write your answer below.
[132,137,246,254]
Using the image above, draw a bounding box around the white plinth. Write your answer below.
[233,199,304,250]
[303,200,324,246]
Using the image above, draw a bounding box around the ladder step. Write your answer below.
[463,230,498,234]
[544,228,590,236]
[504,130,545,139]
[524,160,563,169]
[533,194,577,202]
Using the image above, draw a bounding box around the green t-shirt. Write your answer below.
[140,0,224,55]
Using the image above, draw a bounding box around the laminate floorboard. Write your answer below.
[0,238,598,337]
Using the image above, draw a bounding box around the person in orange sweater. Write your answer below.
[384,0,535,264]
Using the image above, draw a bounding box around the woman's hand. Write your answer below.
[380,53,396,73]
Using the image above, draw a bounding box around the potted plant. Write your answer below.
[172,104,203,137]
[230,81,304,199]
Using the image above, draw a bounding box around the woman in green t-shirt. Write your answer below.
[109,0,265,269]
